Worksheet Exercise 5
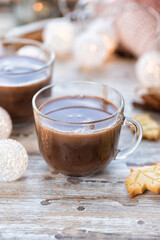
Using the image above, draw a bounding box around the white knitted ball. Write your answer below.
[0,107,12,139]
[88,18,118,55]
[73,32,107,68]
[17,45,46,61]
[43,18,75,57]
[0,139,28,182]
[136,51,160,88]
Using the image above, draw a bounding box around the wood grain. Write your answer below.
[1,58,160,240]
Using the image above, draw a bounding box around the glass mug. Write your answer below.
[0,38,55,124]
[33,81,142,176]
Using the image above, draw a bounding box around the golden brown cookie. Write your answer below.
[125,162,160,197]
[134,114,160,141]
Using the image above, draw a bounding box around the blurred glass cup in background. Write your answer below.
[0,38,55,125]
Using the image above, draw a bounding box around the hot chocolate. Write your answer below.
[0,55,52,123]
[35,96,122,176]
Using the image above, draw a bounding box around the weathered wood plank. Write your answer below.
[1,157,160,240]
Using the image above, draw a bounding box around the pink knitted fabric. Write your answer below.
[133,0,160,14]
[116,1,159,57]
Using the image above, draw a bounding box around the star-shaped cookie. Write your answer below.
[134,114,160,141]
[126,162,160,197]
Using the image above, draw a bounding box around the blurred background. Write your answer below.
[0,0,62,35]
[0,0,159,58]
[0,0,160,108]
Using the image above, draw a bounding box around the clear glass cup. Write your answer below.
[0,38,55,124]
[33,81,142,176]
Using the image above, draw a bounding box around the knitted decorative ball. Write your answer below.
[0,139,28,182]
[88,18,118,55]
[0,107,12,139]
[136,51,160,88]
[17,45,46,61]
[43,18,75,57]
[73,32,107,68]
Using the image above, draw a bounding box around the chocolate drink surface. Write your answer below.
[36,96,122,176]
[0,55,51,122]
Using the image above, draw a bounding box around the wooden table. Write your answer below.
[1,57,160,240]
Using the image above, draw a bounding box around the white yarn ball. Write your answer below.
[136,51,160,88]
[0,107,12,139]
[73,32,107,68]
[43,18,74,57]
[17,45,46,61]
[88,18,118,55]
[0,139,28,182]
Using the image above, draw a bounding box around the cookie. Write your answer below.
[134,114,160,140]
[125,162,160,197]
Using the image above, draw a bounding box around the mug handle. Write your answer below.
[115,117,143,160]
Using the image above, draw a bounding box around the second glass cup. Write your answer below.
[33,81,142,177]
[0,38,55,124]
